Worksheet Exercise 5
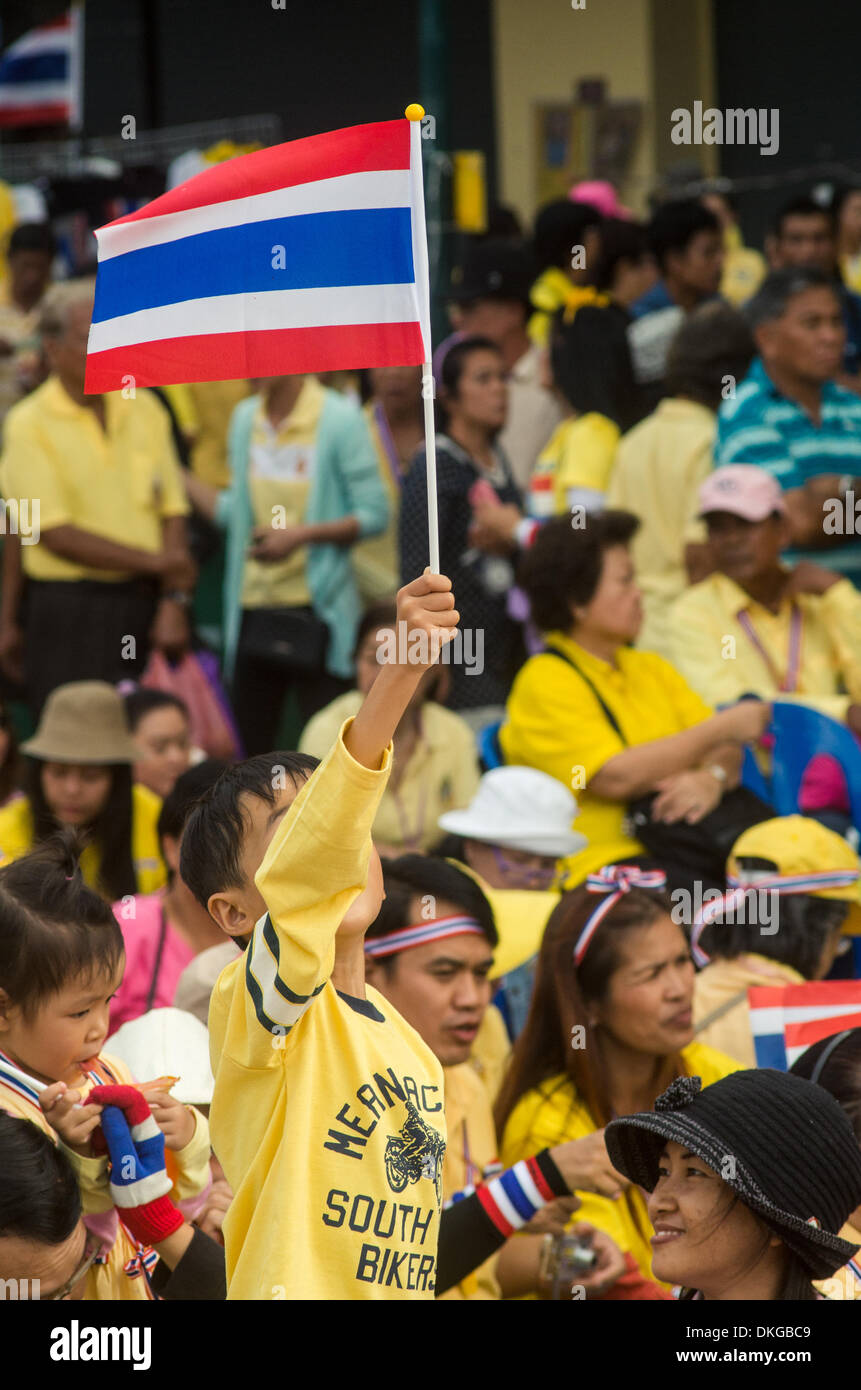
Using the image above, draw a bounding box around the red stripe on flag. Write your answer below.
[84,321,426,394]
[104,120,411,230]
[476,1184,514,1238]
[0,102,69,128]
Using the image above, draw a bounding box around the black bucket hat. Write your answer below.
[448,238,535,307]
[605,1070,861,1280]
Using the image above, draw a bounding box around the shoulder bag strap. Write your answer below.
[544,644,628,746]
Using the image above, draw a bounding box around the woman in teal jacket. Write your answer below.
[185,375,389,753]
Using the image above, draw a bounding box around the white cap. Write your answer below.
[173,941,241,1028]
[438,766,587,858]
[108,1007,214,1106]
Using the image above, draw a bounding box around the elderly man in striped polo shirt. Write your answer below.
[715,266,861,585]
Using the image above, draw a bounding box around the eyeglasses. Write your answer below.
[41,1235,100,1301]
[489,845,559,890]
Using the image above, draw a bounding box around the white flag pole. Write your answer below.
[406,104,440,573]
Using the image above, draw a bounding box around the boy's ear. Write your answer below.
[162,833,182,876]
[207,892,256,940]
[0,987,14,1031]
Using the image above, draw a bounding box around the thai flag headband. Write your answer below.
[573,865,668,967]
[690,869,860,968]
[365,914,486,959]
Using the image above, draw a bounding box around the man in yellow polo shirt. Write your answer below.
[0,279,194,714]
[669,465,861,728]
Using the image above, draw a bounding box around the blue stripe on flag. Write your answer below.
[0,52,68,84]
[751,1031,787,1070]
[498,1167,536,1223]
[92,207,416,322]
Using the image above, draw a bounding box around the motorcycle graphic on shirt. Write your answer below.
[384,1101,446,1207]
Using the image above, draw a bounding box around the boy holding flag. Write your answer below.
[180,572,458,1299]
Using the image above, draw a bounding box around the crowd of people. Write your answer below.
[1,176,861,1305]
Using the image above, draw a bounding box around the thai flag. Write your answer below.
[748,981,861,1070]
[85,118,432,394]
[0,10,81,130]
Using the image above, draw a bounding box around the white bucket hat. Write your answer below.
[438,766,587,858]
[107,1007,214,1106]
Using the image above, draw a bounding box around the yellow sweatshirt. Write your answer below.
[208,722,447,1301]
[439,1062,502,1300]
[500,1041,742,1283]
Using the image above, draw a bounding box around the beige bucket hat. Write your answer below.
[22,681,137,764]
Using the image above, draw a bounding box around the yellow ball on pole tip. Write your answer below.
[404,103,425,122]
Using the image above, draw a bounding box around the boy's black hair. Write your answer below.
[772,195,833,240]
[590,217,651,291]
[123,687,189,732]
[698,856,849,980]
[0,830,123,1019]
[366,854,498,973]
[157,758,230,844]
[647,198,720,271]
[0,1111,81,1245]
[517,510,640,633]
[27,759,136,902]
[8,221,56,259]
[180,751,320,910]
[533,198,603,273]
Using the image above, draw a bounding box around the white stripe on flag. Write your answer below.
[6,27,72,59]
[96,168,413,262]
[749,1007,785,1035]
[781,1003,861,1024]
[0,81,70,107]
[88,281,422,353]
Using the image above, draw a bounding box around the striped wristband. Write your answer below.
[475,1155,558,1238]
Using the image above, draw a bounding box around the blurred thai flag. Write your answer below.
[749,981,861,1070]
[0,7,82,130]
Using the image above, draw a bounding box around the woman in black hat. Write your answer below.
[605,1069,861,1299]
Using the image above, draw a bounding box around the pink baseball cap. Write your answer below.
[698,465,788,521]
[568,180,631,220]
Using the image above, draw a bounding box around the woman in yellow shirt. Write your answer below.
[499,511,770,886]
[496,870,740,1285]
[0,681,165,899]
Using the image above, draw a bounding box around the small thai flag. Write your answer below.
[0,10,82,130]
[85,117,432,394]
[748,981,861,1070]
